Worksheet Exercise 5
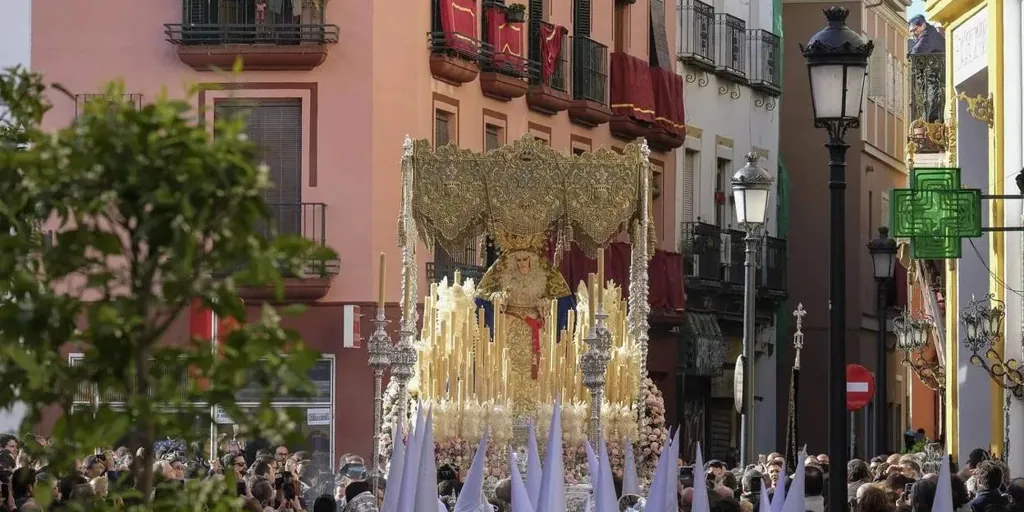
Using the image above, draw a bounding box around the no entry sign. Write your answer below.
[846,364,875,411]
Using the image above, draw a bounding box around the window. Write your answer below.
[528,123,551,145]
[435,109,454,148]
[715,158,730,228]
[868,50,886,102]
[485,123,504,151]
[881,191,890,230]
[683,150,697,224]
[613,1,629,53]
[573,0,591,37]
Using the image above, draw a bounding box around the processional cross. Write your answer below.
[792,303,806,369]
[890,167,982,259]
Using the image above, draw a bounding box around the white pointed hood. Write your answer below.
[780,454,805,512]
[396,404,427,511]
[584,440,599,485]
[770,462,787,512]
[621,438,640,496]
[527,420,543,508]
[932,451,954,512]
[641,431,673,512]
[414,409,440,511]
[595,437,618,512]
[381,419,407,512]
[536,398,564,512]
[759,482,772,512]
[691,442,711,512]
[510,450,536,512]
[454,428,490,512]
[663,428,680,511]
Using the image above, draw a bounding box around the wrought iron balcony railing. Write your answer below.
[680,221,723,282]
[428,31,484,62]
[746,29,781,95]
[571,36,609,104]
[427,244,486,284]
[725,229,745,286]
[714,13,746,80]
[908,52,946,153]
[677,0,715,68]
[681,222,787,295]
[166,0,338,45]
[761,235,787,293]
[529,20,569,91]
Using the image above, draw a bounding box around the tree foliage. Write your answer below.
[0,66,336,509]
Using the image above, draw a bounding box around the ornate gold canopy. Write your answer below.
[407,135,651,257]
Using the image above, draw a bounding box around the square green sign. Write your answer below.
[889,167,982,259]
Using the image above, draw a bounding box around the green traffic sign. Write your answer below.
[890,167,982,259]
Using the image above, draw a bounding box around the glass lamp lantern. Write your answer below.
[893,309,927,353]
[731,152,774,229]
[801,7,874,128]
[867,227,898,280]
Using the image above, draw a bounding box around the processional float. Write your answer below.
[367,135,670,498]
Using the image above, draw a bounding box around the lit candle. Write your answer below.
[454,269,461,287]
[587,273,596,327]
[377,252,386,311]
[597,248,605,309]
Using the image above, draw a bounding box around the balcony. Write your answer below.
[479,1,533,101]
[609,52,656,141]
[746,29,781,96]
[680,222,787,298]
[568,36,613,127]
[713,13,746,83]
[237,202,340,302]
[427,245,486,285]
[527,21,572,115]
[165,0,339,71]
[428,0,483,84]
[677,0,715,71]
[908,52,947,153]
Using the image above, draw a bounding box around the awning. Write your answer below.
[684,312,725,376]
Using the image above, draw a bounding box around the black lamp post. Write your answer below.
[867,226,897,456]
[731,152,774,468]
[801,7,873,510]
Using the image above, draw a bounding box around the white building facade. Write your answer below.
[675,0,783,457]
[0,0,32,436]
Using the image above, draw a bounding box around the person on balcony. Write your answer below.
[909,15,944,54]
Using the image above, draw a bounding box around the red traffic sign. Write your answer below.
[846,364,875,411]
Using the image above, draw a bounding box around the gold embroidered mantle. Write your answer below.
[409,135,652,257]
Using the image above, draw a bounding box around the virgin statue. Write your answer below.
[474,232,574,417]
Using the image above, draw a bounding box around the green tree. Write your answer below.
[0,66,335,509]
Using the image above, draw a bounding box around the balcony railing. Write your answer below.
[680,222,723,282]
[761,236,787,293]
[681,222,787,295]
[677,0,715,68]
[746,29,780,94]
[529,20,569,91]
[74,94,143,118]
[427,244,486,284]
[166,0,339,45]
[572,36,609,104]
[428,31,484,62]
[259,202,339,278]
[908,52,946,153]
[714,14,746,80]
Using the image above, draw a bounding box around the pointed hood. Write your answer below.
[770,462,787,512]
[536,398,565,512]
[527,420,543,509]
[664,428,680,511]
[621,438,640,496]
[759,483,772,512]
[396,405,427,511]
[780,455,805,512]
[414,409,440,511]
[454,428,490,512]
[595,437,619,512]
[381,419,407,512]
[641,432,673,512]
[584,440,599,485]
[932,451,954,512]
[510,451,536,512]
[691,442,711,512]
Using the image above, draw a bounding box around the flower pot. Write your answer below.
[506,9,526,23]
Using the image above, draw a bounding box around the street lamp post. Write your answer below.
[731,152,774,468]
[802,7,873,510]
[867,227,897,456]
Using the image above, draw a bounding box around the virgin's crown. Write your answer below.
[492,230,548,253]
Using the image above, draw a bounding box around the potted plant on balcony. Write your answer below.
[505,3,527,23]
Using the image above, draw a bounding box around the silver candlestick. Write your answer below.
[582,305,613,449]
[366,306,392,498]
[390,327,418,436]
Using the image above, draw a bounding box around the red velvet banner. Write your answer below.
[484,6,526,71]
[539,23,568,83]
[439,0,479,54]
[649,66,687,138]
[609,52,657,123]
[557,242,685,313]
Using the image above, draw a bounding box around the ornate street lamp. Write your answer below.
[960,294,1023,400]
[801,7,873,506]
[731,152,773,468]
[892,309,945,390]
[866,227,897,454]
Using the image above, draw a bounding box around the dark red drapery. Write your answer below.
[557,242,685,313]
[439,0,479,54]
[649,66,687,138]
[609,52,656,123]
[539,23,568,83]
[484,6,526,70]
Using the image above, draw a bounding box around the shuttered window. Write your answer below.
[215,99,303,235]
[683,150,697,223]
[573,0,591,36]
[529,0,544,20]
[867,49,886,102]
[485,124,502,151]
[435,109,453,148]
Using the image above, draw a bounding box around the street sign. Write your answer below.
[846,364,875,411]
